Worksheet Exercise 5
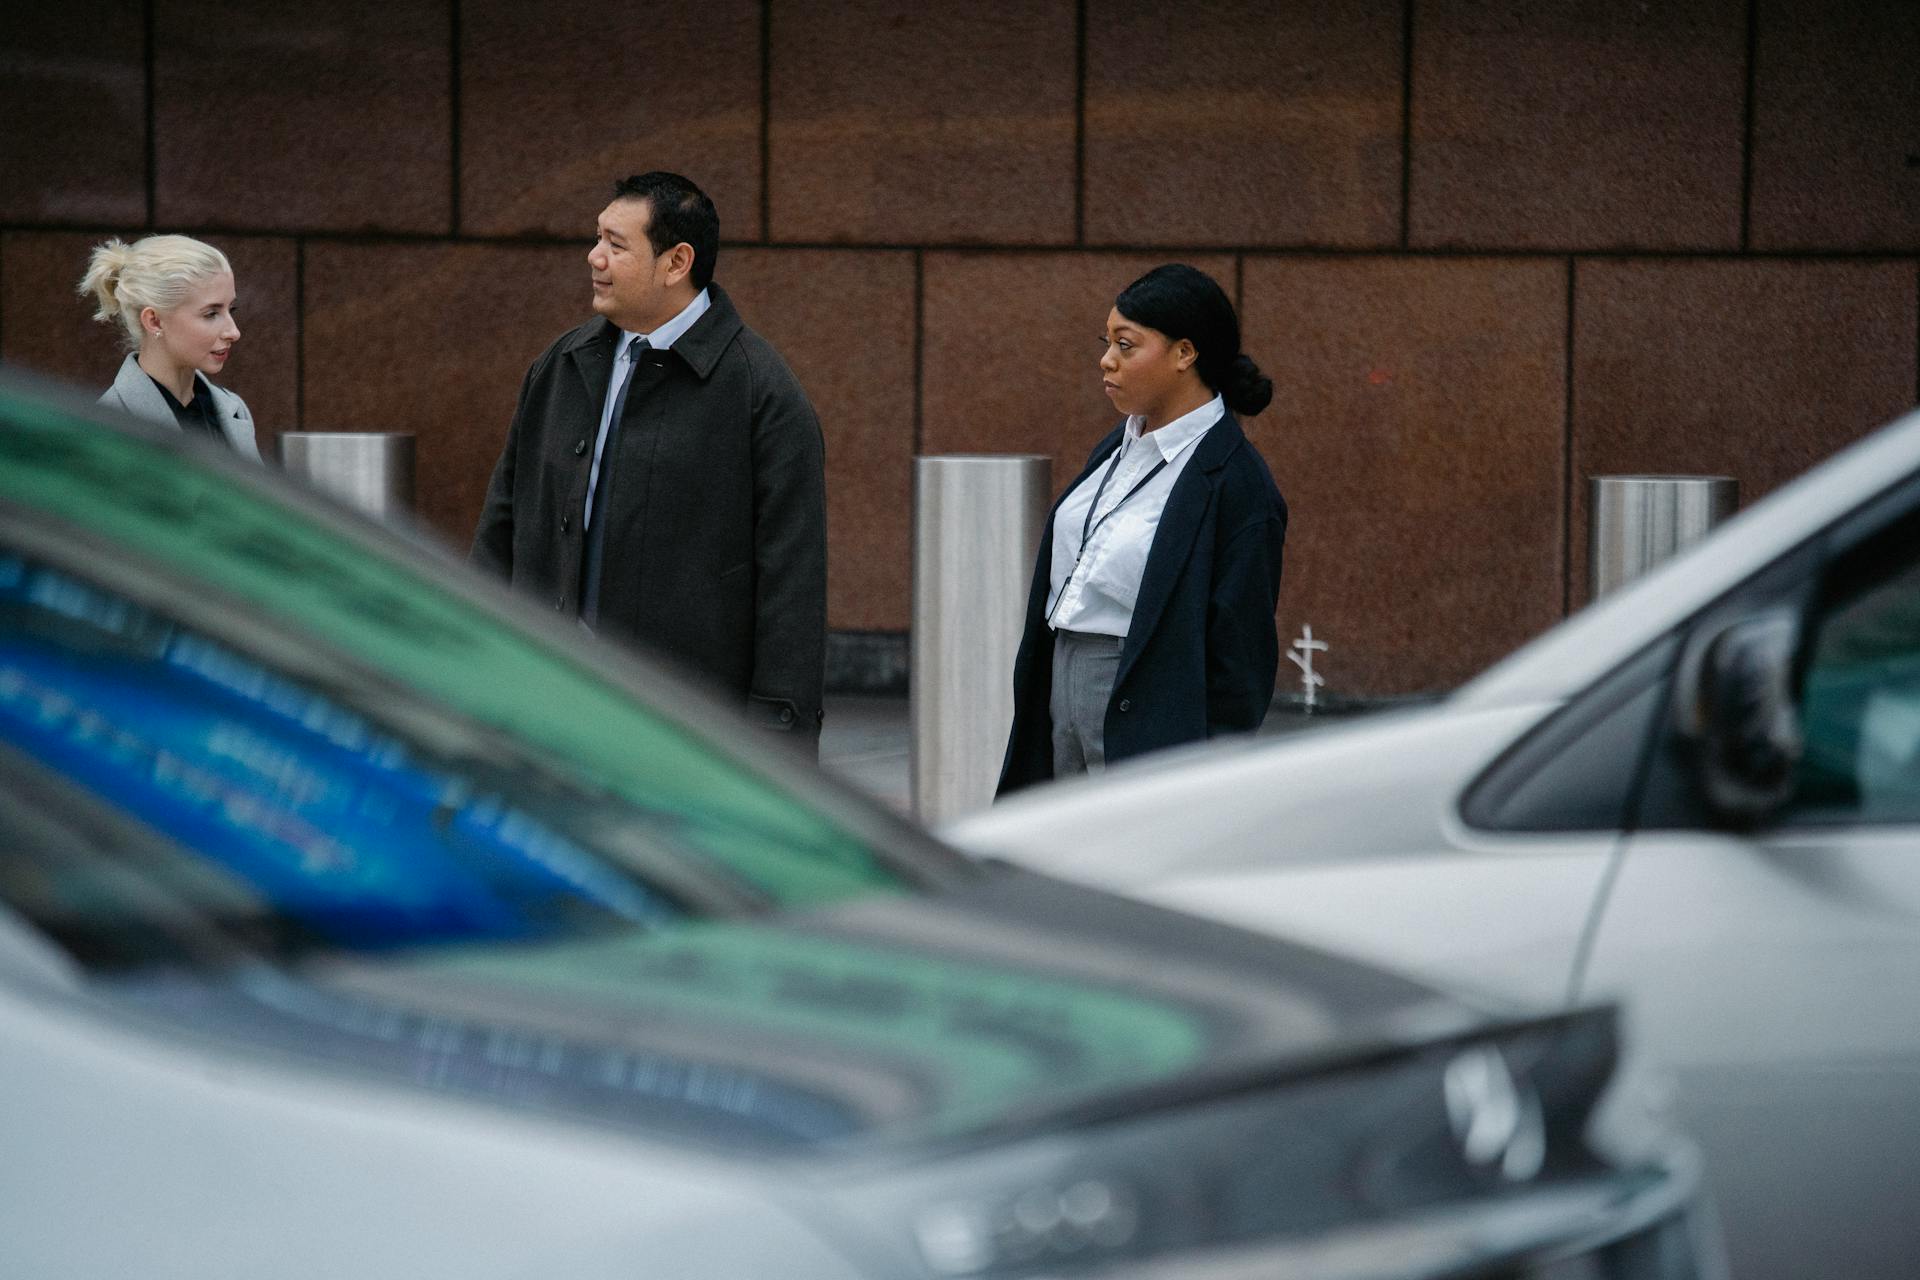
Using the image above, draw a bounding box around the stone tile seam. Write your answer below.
[6,225,1910,261]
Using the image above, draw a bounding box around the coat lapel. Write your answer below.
[670,283,745,381]
[1116,411,1245,686]
[563,316,618,400]
[105,354,174,427]
[562,286,747,399]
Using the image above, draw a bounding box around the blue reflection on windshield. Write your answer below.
[0,558,678,949]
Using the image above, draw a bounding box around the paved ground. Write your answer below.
[819,694,912,813]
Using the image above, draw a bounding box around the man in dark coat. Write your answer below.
[471,172,827,749]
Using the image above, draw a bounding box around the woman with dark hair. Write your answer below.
[998,263,1287,794]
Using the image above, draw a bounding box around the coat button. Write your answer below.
[1118,698,1131,712]
[560,514,571,532]
[779,707,795,724]
[555,598,565,611]
[573,439,588,456]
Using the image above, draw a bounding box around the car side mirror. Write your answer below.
[1675,607,1804,826]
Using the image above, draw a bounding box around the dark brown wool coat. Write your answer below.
[471,284,827,746]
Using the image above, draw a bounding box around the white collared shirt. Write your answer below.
[584,287,712,527]
[1046,394,1223,637]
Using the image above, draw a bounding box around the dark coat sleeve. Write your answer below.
[996,515,1063,798]
[470,359,541,577]
[1204,507,1286,735]
[744,345,828,746]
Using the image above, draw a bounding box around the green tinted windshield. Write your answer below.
[420,923,1211,1139]
[0,398,904,910]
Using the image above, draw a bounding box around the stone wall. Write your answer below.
[3,0,1915,694]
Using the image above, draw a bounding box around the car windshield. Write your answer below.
[0,393,1393,1154]
[0,394,963,972]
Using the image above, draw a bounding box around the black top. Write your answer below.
[146,372,227,446]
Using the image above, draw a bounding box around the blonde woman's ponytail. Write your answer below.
[76,234,231,351]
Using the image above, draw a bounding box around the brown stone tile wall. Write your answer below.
[723,249,918,630]
[1244,256,1569,694]
[459,0,763,240]
[154,0,453,234]
[768,0,1078,245]
[0,6,147,227]
[2,4,1916,694]
[1410,0,1747,250]
[1570,258,1920,602]
[301,241,584,542]
[1749,0,1920,251]
[1084,0,1404,248]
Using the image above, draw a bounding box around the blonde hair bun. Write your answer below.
[77,234,232,351]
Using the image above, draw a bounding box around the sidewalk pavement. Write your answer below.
[819,694,912,814]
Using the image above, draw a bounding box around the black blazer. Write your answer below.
[471,284,828,746]
[998,411,1287,794]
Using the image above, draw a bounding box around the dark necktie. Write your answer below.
[580,335,647,626]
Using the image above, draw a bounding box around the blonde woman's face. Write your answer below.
[146,271,239,380]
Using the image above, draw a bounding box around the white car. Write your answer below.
[950,408,1920,1280]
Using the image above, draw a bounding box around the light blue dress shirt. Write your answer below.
[583,287,711,528]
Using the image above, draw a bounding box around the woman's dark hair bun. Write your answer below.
[1223,353,1273,416]
[1115,263,1271,416]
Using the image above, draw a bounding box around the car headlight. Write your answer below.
[914,1178,1142,1275]
[840,1006,1704,1280]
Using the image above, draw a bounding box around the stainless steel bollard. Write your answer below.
[1590,475,1737,600]
[911,455,1051,823]
[279,432,416,522]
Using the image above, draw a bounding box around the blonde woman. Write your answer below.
[78,234,261,461]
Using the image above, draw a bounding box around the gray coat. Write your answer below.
[471,284,828,747]
[99,353,262,462]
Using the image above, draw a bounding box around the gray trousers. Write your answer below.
[1050,629,1122,778]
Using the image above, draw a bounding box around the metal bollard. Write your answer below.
[279,432,416,522]
[911,454,1051,823]
[1590,475,1737,600]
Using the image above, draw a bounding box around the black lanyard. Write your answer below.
[1049,443,1168,625]
[1078,443,1169,547]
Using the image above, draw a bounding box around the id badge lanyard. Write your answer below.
[1047,443,1168,627]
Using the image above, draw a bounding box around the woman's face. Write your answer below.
[1099,307,1194,421]
[145,271,240,380]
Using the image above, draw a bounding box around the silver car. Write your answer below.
[953,408,1920,1279]
[0,375,1716,1279]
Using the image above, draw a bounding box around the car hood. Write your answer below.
[946,701,1550,888]
[102,866,1486,1156]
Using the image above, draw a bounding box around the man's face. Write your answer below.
[588,198,676,332]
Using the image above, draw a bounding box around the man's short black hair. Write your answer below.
[613,172,719,290]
